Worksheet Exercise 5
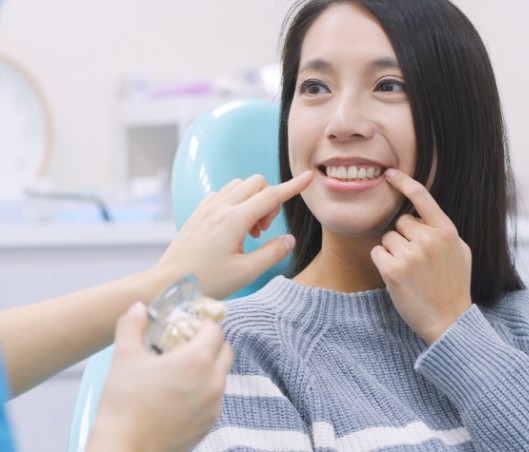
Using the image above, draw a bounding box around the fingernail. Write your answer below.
[281,234,296,252]
[385,168,397,178]
[128,301,145,315]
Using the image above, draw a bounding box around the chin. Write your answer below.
[317,207,400,241]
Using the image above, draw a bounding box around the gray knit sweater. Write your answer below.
[194,276,529,451]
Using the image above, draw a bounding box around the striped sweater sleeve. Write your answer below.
[415,303,529,451]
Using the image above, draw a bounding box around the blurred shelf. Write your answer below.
[0,221,176,249]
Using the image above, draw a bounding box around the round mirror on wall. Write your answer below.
[0,54,52,198]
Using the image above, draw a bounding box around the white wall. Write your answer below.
[0,0,528,213]
[451,0,529,214]
[0,0,293,193]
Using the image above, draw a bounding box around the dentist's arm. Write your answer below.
[0,171,313,397]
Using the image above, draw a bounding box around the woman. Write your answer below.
[194,0,529,450]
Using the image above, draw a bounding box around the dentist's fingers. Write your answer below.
[248,207,282,238]
[181,320,227,362]
[218,172,312,238]
[238,171,313,227]
[240,234,297,281]
[223,174,269,204]
[216,178,243,197]
[113,303,149,356]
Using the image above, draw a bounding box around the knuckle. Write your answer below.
[407,182,425,200]
[250,173,267,187]
[203,192,218,203]
[382,260,406,284]
[381,230,397,246]
[396,213,414,228]
[438,224,459,243]
[207,208,231,227]
[395,216,406,230]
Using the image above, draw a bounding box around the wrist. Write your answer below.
[131,265,187,306]
[421,304,472,345]
[87,413,141,452]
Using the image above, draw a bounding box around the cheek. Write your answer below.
[393,114,417,176]
[288,147,307,178]
[287,115,307,176]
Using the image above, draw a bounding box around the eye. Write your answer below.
[376,78,406,93]
[299,79,329,96]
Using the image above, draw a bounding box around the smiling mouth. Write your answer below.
[320,165,385,181]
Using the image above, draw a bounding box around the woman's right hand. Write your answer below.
[154,171,313,299]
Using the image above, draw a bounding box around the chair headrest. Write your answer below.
[171,98,289,299]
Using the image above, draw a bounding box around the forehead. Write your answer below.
[300,2,397,64]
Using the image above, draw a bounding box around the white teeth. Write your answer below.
[347,166,358,179]
[325,165,382,181]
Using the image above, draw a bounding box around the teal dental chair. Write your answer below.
[68,98,287,451]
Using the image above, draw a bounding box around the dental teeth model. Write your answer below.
[144,274,226,354]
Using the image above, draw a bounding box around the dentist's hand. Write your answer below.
[371,169,472,345]
[154,171,313,299]
[88,303,232,452]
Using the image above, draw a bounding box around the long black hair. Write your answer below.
[279,0,525,304]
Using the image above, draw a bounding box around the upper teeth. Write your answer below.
[326,165,382,181]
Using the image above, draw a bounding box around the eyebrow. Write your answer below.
[368,57,401,71]
[298,56,401,74]
[298,58,333,74]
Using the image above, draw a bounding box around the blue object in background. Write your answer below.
[0,357,17,452]
[68,98,286,451]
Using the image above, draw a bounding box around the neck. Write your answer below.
[294,232,384,293]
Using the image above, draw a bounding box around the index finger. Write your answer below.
[239,170,313,224]
[384,168,451,227]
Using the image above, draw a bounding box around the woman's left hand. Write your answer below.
[371,169,472,345]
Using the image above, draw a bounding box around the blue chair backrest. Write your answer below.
[172,98,287,297]
[68,98,284,451]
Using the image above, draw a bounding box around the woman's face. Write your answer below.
[288,2,416,238]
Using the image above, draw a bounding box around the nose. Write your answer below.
[325,95,374,142]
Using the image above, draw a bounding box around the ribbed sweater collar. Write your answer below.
[251,275,401,324]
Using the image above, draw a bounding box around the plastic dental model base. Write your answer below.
[144,274,226,354]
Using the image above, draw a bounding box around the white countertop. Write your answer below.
[0,216,527,250]
[0,221,176,249]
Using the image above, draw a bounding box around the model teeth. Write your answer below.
[326,165,382,181]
